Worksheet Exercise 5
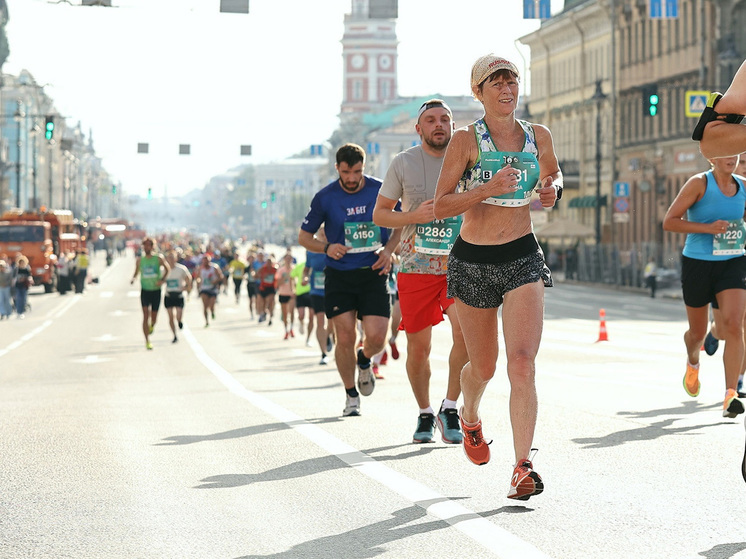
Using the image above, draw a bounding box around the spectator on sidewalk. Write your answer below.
[0,259,11,319]
[13,254,33,318]
[644,257,657,298]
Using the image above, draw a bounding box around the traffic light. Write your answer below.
[45,116,55,140]
[271,191,276,202]
[261,200,268,209]
[642,85,660,117]
[111,185,117,194]
[147,187,153,199]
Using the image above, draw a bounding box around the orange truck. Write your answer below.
[0,209,84,292]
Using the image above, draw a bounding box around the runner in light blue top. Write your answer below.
[663,154,746,419]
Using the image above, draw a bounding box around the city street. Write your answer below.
[2,251,745,559]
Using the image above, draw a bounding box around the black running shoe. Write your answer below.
[704,331,719,356]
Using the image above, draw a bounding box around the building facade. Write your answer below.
[521,0,746,271]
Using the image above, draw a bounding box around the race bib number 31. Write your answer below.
[415,216,462,255]
[713,219,746,255]
[344,221,382,253]
[480,151,540,207]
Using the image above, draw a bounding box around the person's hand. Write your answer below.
[710,219,730,235]
[411,199,436,224]
[327,243,348,261]
[372,249,392,276]
[485,165,520,198]
[536,177,559,208]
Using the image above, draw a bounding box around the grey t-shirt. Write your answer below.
[379,145,450,275]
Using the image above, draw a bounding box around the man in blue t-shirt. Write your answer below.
[299,143,401,417]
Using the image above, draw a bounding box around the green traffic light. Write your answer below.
[261,201,268,209]
[45,118,55,140]
[649,94,659,116]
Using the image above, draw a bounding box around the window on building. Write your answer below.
[353,80,362,100]
[656,19,662,56]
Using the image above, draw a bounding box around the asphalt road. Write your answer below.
[2,250,745,559]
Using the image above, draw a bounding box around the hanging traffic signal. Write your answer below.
[45,116,55,140]
[642,85,660,117]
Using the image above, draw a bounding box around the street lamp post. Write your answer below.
[48,141,54,208]
[14,100,25,209]
[592,80,607,245]
[30,123,40,209]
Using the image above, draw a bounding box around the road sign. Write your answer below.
[613,212,630,223]
[523,0,550,19]
[686,91,710,118]
[650,0,678,18]
[614,197,629,213]
[614,181,629,198]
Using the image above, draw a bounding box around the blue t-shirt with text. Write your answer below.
[301,175,396,271]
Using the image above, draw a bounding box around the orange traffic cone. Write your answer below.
[596,308,609,342]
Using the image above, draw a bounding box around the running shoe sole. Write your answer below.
[357,365,375,396]
[508,471,544,501]
[724,395,745,418]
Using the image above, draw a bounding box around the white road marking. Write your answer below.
[1,294,79,358]
[182,325,553,559]
[91,334,117,342]
[72,355,111,364]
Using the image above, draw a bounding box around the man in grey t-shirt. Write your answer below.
[373,99,468,444]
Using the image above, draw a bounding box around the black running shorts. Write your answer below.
[681,254,746,308]
[140,289,162,311]
[324,267,390,320]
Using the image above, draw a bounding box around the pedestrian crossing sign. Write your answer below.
[685,90,710,118]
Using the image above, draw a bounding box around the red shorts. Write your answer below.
[397,272,454,334]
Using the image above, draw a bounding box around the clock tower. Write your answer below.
[340,0,398,118]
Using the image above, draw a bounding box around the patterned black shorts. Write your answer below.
[446,235,552,309]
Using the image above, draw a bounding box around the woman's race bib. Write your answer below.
[414,216,462,255]
[344,221,382,253]
[480,151,540,207]
[713,219,746,255]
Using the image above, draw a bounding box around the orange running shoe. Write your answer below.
[459,410,491,465]
[508,450,544,501]
[723,388,745,418]
[683,363,700,397]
